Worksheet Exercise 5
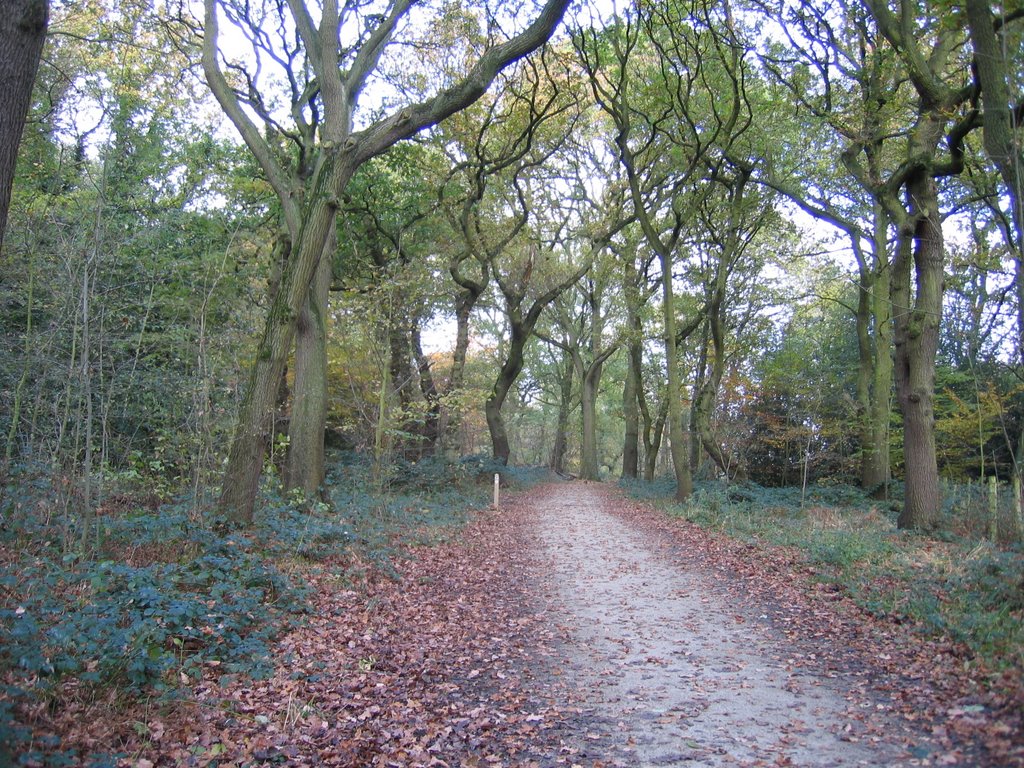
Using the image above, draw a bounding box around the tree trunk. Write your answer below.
[388,309,414,411]
[862,208,892,494]
[643,396,669,482]
[284,236,333,498]
[690,321,709,473]
[693,341,739,481]
[444,283,484,455]
[485,389,512,465]
[549,353,573,473]
[0,0,48,250]
[621,336,641,479]
[579,287,613,480]
[854,259,874,484]
[621,253,644,480]
[660,250,693,501]
[867,265,893,493]
[965,0,1024,254]
[486,321,530,465]
[580,363,601,480]
[692,278,744,481]
[893,174,943,530]
[218,156,348,525]
[411,322,441,458]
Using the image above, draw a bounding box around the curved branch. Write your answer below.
[203,0,300,236]
[350,0,573,166]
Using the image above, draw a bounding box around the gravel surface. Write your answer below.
[527,481,920,767]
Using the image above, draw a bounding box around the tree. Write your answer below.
[434,51,575,457]
[756,11,901,495]
[537,137,631,480]
[443,47,597,465]
[338,146,448,460]
[577,0,752,500]
[0,0,48,250]
[618,232,651,479]
[965,0,1024,261]
[690,163,770,482]
[200,0,573,525]
[0,0,263,539]
[603,215,665,480]
[485,236,593,463]
[964,0,1024,482]
[856,0,978,529]
[538,336,575,473]
[542,254,623,480]
[760,0,981,524]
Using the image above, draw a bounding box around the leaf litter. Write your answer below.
[11,481,1023,766]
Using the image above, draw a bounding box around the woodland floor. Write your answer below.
[33,481,1024,766]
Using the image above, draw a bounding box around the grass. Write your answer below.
[623,477,1024,672]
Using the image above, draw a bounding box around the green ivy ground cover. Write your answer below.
[0,453,509,765]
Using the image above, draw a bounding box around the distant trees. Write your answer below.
[576,0,769,499]
[434,50,586,465]
[4,0,1024,533]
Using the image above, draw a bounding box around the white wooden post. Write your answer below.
[493,473,500,509]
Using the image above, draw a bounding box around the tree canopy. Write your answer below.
[1,0,1023,534]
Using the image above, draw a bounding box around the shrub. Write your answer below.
[0,538,307,696]
[0,449,504,762]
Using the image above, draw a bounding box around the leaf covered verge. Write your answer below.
[0,453,512,766]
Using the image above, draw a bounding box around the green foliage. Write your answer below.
[0,519,308,694]
[0,480,315,760]
[858,544,1024,667]
[0,447,513,761]
[932,366,1020,481]
[740,268,862,487]
[254,499,356,561]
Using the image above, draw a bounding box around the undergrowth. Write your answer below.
[623,477,1024,673]
[0,451,514,764]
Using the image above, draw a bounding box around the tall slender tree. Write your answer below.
[857,0,978,529]
[964,0,1024,482]
[755,0,906,496]
[435,52,574,456]
[577,0,751,500]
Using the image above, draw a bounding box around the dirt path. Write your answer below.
[526,482,922,767]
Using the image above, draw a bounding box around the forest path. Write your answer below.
[129,479,988,767]
[525,482,923,767]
